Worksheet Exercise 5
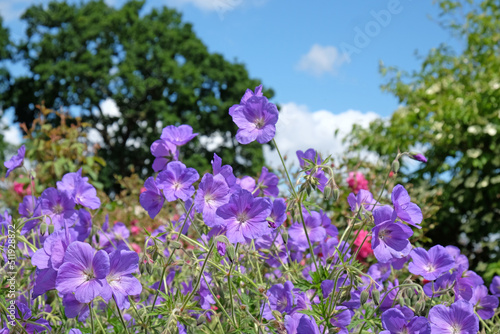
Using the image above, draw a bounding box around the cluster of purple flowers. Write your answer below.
[3,85,499,333]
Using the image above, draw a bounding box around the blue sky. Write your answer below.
[0,0,463,165]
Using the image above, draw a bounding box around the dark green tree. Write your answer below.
[5,0,272,191]
[0,16,12,161]
[347,0,500,271]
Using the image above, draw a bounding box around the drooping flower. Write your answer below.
[156,161,199,202]
[18,195,41,235]
[428,300,479,334]
[150,139,179,172]
[55,241,110,303]
[215,189,272,243]
[288,209,327,251]
[490,276,500,297]
[371,205,413,263]
[4,145,25,177]
[255,166,279,197]
[101,249,142,309]
[40,187,78,229]
[408,245,455,281]
[262,281,294,320]
[469,285,499,320]
[229,86,279,144]
[380,308,430,334]
[391,184,423,229]
[296,148,329,192]
[195,173,230,227]
[139,176,165,219]
[346,171,369,194]
[57,170,101,210]
[268,198,287,229]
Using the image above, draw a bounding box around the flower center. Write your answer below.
[204,194,214,205]
[53,204,64,214]
[237,212,249,223]
[424,263,436,273]
[451,323,462,334]
[84,269,95,281]
[254,118,265,129]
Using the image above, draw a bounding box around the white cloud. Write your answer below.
[0,110,22,146]
[264,102,379,168]
[100,98,121,117]
[296,44,347,76]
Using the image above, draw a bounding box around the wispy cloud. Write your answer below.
[295,44,347,77]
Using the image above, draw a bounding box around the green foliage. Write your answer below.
[346,0,500,270]
[4,0,273,193]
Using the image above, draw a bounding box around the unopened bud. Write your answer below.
[324,186,331,198]
[332,188,340,202]
[40,223,47,236]
[409,152,427,163]
[196,315,206,325]
[226,244,235,261]
[281,232,288,244]
[415,301,425,314]
[391,160,400,174]
[271,310,283,321]
[372,289,380,305]
[48,224,54,234]
[360,290,369,304]
[170,241,182,249]
[398,297,405,307]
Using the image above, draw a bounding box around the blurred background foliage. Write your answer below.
[0,0,499,277]
[0,0,272,194]
[346,0,500,278]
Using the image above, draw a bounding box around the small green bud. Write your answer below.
[324,186,331,198]
[415,301,425,314]
[281,231,288,244]
[170,241,182,249]
[146,261,153,275]
[398,297,405,307]
[48,224,55,234]
[360,290,369,304]
[226,244,235,261]
[196,315,206,325]
[332,188,340,202]
[40,223,47,236]
[372,289,380,305]
[391,160,400,174]
[271,310,283,321]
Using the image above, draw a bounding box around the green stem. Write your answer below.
[114,297,131,334]
[227,243,240,327]
[202,273,237,329]
[89,303,95,334]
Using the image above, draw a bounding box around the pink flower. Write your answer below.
[130,243,142,254]
[13,182,25,196]
[131,226,140,236]
[353,230,373,260]
[346,172,369,194]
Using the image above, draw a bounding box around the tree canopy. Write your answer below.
[1,0,272,192]
[347,0,500,270]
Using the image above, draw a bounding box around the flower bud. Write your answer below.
[415,301,425,314]
[360,290,369,304]
[40,223,47,236]
[226,244,235,261]
[332,188,340,202]
[372,289,380,305]
[391,160,400,174]
[271,310,283,321]
[324,186,331,198]
[409,152,427,163]
[48,224,55,235]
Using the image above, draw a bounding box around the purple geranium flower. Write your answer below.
[195,173,230,227]
[57,170,101,210]
[330,306,352,334]
[216,189,272,243]
[296,148,329,192]
[490,276,500,297]
[428,300,479,334]
[371,205,413,263]
[18,195,41,235]
[62,294,90,322]
[229,87,279,144]
[56,241,110,303]
[102,249,142,309]
[347,189,376,217]
[240,84,263,104]
[15,303,52,333]
[140,176,165,219]
[160,124,198,146]
[4,145,25,177]
[255,166,279,197]
[268,198,287,229]
[408,245,455,281]
[410,152,427,163]
[380,308,430,334]
[297,315,321,334]
[288,209,327,251]
[262,281,294,320]
[211,153,236,187]
[40,187,78,229]
[391,184,423,229]
[469,285,499,320]
[150,139,179,172]
[157,161,199,202]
